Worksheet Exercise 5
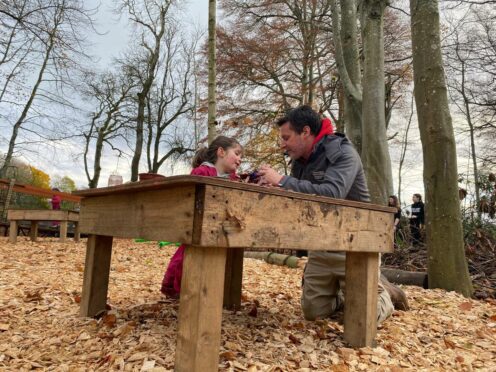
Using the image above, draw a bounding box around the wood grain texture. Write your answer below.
[9,220,17,243]
[8,209,79,221]
[223,248,244,310]
[200,186,394,252]
[78,186,196,242]
[59,221,68,242]
[74,176,395,213]
[344,252,379,347]
[175,245,227,372]
[80,235,113,317]
[30,221,38,241]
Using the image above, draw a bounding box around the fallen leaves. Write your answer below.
[0,237,495,371]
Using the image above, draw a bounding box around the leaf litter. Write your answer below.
[0,237,495,371]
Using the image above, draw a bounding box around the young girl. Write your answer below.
[160,136,243,298]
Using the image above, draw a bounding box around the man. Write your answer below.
[258,105,408,323]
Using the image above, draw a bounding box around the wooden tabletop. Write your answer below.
[74,175,396,213]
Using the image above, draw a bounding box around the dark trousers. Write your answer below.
[410,224,422,245]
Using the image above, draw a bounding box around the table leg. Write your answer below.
[80,235,113,317]
[59,220,68,242]
[30,221,38,242]
[9,220,17,243]
[344,252,379,347]
[223,248,244,310]
[175,245,227,372]
[74,222,80,242]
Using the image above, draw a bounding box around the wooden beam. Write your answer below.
[59,221,68,242]
[0,178,81,202]
[80,235,113,317]
[30,221,38,241]
[223,248,244,310]
[9,220,17,243]
[175,245,227,372]
[344,252,379,347]
[78,186,195,242]
[201,186,394,252]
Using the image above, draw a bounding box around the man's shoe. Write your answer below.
[380,274,410,311]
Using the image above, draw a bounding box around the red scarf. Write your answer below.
[311,118,334,149]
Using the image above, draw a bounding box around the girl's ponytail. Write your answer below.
[191,136,241,168]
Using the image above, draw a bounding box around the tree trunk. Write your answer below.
[89,131,105,189]
[410,0,473,297]
[397,95,415,205]
[129,6,167,181]
[330,0,363,149]
[360,0,393,204]
[207,0,217,144]
[0,28,55,178]
[458,57,480,218]
[381,268,428,288]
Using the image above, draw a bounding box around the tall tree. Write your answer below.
[332,0,394,203]
[410,0,473,296]
[144,25,198,173]
[360,0,393,203]
[81,70,134,188]
[208,0,217,143]
[331,0,363,152]
[0,0,94,178]
[119,0,173,181]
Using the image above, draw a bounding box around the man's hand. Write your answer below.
[258,164,284,187]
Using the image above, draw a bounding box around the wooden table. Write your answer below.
[75,176,394,371]
[8,209,80,243]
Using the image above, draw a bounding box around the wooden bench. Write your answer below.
[8,209,80,243]
[75,176,394,372]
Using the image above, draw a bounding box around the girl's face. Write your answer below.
[412,195,419,203]
[216,144,242,173]
[388,197,394,206]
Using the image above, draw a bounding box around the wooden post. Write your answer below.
[80,235,113,317]
[223,248,244,310]
[175,245,227,372]
[59,220,68,242]
[74,222,80,242]
[344,252,379,347]
[30,221,38,242]
[8,220,17,243]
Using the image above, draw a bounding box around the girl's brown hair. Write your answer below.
[192,136,241,168]
[388,195,400,209]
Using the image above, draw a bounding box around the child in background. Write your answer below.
[51,188,61,210]
[160,136,243,298]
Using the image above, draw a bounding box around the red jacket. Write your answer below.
[160,163,238,298]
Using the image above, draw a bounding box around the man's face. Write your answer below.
[279,122,312,160]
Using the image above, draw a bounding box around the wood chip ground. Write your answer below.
[0,237,495,371]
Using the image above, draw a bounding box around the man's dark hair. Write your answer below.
[276,105,321,135]
[413,193,422,201]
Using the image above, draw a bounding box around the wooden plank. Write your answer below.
[7,209,79,221]
[74,176,395,213]
[9,220,17,243]
[59,221,68,242]
[200,186,394,252]
[74,222,80,242]
[175,245,227,372]
[343,252,379,347]
[80,235,113,317]
[79,186,196,241]
[0,179,81,202]
[223,248,244,310]
[30,221,38,241]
